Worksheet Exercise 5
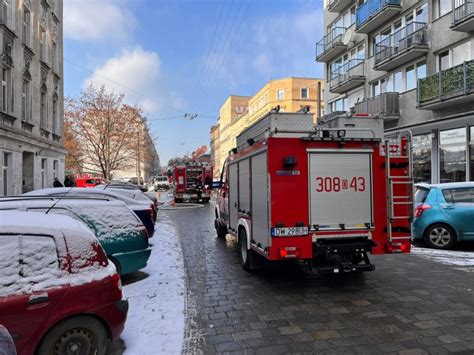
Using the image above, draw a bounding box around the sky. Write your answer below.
[64,0,325,164]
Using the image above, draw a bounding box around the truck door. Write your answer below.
[229,163,239,231]
[308,150,374,230]
[251,152,270,248]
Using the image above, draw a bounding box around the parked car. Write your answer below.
[0,211,128,355]
[413,182,474,249]
[75,176,105,188]
[0,197,151,275]
[24,187,156,235]
[153,176,170,191]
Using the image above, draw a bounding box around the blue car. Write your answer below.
[412,182,474,249]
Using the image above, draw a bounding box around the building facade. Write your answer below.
[0,0,65,195]
[213,77,324,178]
[318,0,474,183]
[210,123,220,178]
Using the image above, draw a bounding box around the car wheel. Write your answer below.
[424,224,456,250]
[37,316,108,355]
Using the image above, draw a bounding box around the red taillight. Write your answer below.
[279,247,300,258]
[415,204,431,218]
[112,272,122,293]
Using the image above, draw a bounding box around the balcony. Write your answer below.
[374,22,428,71]
[417,60,474,109]
[329,59,366,94]
[316,27,347,62]
[328,0,354,13]
[354,92,400,121]
[451,0,474,31]
[356,0,401,34]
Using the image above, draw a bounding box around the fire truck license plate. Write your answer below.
[272,227,308,237]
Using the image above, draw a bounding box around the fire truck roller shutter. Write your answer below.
[251,152,270,249]
[229,163,239,232]
[308,150,374,230]
[238,159,250,214]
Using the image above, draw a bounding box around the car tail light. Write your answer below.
[112,272,122,293]
[415,204,431,218]
[279,247,300,259]
[386,242,408,253]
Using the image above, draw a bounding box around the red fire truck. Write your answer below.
[173,163,213,203]
[214,112,413,273]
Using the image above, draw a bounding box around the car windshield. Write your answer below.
[414,187,430,204]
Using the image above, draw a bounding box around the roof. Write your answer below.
[0,210,92,236]
[416,182,474,189]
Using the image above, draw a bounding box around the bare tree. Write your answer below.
[65,86,149,180]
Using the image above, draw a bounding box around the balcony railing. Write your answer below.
[354,92,400,118]
[330,59,365,88]
[452,0,474,30]
[316,27,347,61]
[417,59,474,107]
[356,0,401,28]
[374,22,427,65]
[328,0,353,13]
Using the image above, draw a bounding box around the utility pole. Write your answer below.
[137,130,141,182]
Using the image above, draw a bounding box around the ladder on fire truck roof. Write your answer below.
[385,131,414,243]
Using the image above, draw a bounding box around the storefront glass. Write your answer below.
[470,126,474,181]
[439,128,467,183]
[412,134,432,183]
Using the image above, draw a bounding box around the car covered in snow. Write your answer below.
[0,197,151,275]
[24,187,156,236]
[0,211,128,355]
[413,182,474,249]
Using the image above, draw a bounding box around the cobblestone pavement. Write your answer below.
[164,203,474,355]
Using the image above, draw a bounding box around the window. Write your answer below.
[40,90,47,130]
[394,71,402,92]
[40,27,47,63]
[22,80,31,122]
[53,160,58,179]
[372,81,380,96]
[41,158,47,188]
[443,188,474,203]
[52,42,58,72]
[23,6,31,46]
[439,51,450,71]
[452,41,471,67]
[301,88,309,99]
[2,68,9,113]
[276,89,284,100]
[416,60,427,80]
[2,152,11,196]
[440,128,467,183]
[416,3,428,23]
[1,0,12,28]
[412,134,432,183]
[52,97,58,134]
[470,126,474,181]
[329,97,348,112]
[439,0,452,17]
[406,65,416,91]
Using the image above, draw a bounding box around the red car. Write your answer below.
[0,211,128,355]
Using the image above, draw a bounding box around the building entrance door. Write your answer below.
[22,152,34,193]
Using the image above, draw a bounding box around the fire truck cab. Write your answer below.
[215,112,413,273]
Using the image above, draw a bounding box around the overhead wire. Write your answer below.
[196,0,252,110]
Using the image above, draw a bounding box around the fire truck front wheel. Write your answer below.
[239,229,256,272]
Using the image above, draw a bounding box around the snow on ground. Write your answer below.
[121,215,185,355]
[411,246,474,271]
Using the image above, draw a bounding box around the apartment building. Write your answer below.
[0,0,65,195]
[210,123,220,178]
[212,77,324,178]
[318,0,474,183]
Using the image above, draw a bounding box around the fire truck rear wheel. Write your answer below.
[239,229,254,271]
[215,220,227,239]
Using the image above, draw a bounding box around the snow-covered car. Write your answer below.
[24,187,156,235]
[0,211,128,355]
[0,197,151,275]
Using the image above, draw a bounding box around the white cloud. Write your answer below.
[64,0,136,42]
[84,47,184,114]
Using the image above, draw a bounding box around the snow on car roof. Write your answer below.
[25,187,151,207]
[0,210,92,236]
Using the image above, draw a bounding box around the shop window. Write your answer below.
[470,126,474,181]
[412,134,432,183]
[439,128,467,183]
